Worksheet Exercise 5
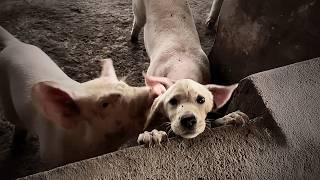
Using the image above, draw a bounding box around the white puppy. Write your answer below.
[0,26,165,166]
[131,0,244,145]
[137,79,247,146]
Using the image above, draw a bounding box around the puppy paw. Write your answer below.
[213,110,249,127]
[137,129,168,147]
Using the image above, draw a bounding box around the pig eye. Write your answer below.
[99,93,121,109]
[99,99,110,109]
[169,97,178,106]
[196,95,205,104]
[101,102,109,108]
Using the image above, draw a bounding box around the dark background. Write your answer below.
[210,0,320,84]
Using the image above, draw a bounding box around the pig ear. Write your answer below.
[206,83,238,109]
[144,73,174,96]
[100,58,118,81]
[31,81,81,129]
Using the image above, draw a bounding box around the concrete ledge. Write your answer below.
[22,127,275,180]
[227,58,320,178]
[21,58,320,179]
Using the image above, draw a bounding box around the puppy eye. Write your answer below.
[196,95,205,104]
[169,97,178,106]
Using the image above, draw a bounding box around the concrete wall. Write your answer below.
[21,58,320,179]
[209,0,320,84]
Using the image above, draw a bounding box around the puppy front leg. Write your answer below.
[137,129,168,147]
[206,0,224,29]
[212,110,249,127]
[131,0,146,42]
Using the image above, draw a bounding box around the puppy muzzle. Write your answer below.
[180,113,197,130]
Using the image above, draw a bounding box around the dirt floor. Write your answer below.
[0,0,215,179]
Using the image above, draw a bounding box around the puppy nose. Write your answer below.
[180,113,196,129]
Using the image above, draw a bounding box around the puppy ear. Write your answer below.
[144,95,166,130]
[144,73,174,95]
[100,58,118,81]
[32,81,81,129]
[206,83,238,109]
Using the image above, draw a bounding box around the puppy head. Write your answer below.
[146,79,237,139]
[31,59,165,152]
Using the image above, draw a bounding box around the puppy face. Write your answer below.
[146,79,237,139]
[159,79,213,138]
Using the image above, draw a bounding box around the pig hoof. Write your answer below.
[137,129,168,147]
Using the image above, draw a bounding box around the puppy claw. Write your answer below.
[224,110,249,126]
[213,110,249,127]
[137,130,168,148]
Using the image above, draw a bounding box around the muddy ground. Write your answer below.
[0,0,215,179]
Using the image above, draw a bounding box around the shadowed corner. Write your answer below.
[0,109,44,180]
[256,110,287,147]
[223,78,288,147]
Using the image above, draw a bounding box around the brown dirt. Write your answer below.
[0,0,215,179]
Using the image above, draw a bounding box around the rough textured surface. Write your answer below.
[21,58,320,179]
[227,58,320,178]
[209,0,320,84]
